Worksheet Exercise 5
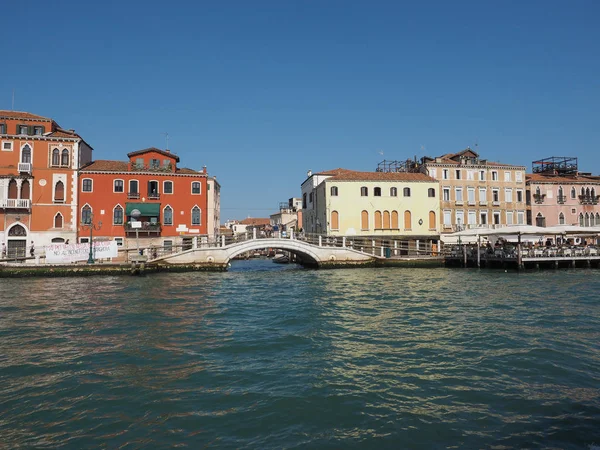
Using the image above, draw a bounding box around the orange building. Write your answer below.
[78,147,219,251]
[0,111,93,258]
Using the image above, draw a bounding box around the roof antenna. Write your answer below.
[162,132,169,150]
[11,88,15,111]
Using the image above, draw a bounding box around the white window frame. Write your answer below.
[2,140,13,152]
[515,171,523,182]
[81,178,93,193]
[516,189,523,203]
[491,171,498,181]
[455,209,464,226]
[468,210,476,225]
[191,181,201,195]
[113,179,125,193]
[429,168,437,179]
[54,212,64,229]
[443,210,452,226]
[442,169,449,180]
[163,180,174,195]
[505,188,513,203]
[504,171,511,182]
[479,170,486,181]
[492,188,499,203]
[443,187,450,201]
[480,210,488,225]
[129,179,139,195]
[191,205,201,225]
[20,143,33,164]
[467,170,474,181]
[163,205,174,225]
[467,187,475,204]
[455,187,463,202]
[479,187,487,203]
[517,211,525,225]
[506,211,514,225]
[113,204,124,225]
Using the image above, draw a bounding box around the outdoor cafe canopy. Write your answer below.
[443,225,600,244]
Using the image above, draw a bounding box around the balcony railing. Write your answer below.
[0,198,31,209]
[557,195,567,204]
[533,193,545,204]
[147,192,160,200]
[18,163,31,173]
[127,192,140,199]
[579,195,599,205]
[124,222,162,234]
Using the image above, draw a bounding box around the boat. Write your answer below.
[272,253,289,264]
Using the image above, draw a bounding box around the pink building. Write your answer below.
[526,157,600,227]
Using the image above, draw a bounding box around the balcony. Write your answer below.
[147,192,161,200]
[533,193,546,204]
[18,163,31,173]
[557,195,567,204]
[455,201,464,206]
[479,201,488,206]
[127,192,140,199]
[492,200,500,206]
[124,221,162,235]
[579,195,599,205]
[0,198,31,209]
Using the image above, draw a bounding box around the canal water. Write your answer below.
[1,261,599,449]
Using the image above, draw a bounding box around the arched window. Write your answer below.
[331,211,339,230]
[536,187,541,196]
[558,186,563,198]
[404,210,412,230]
[81,205,92,224]
[21,144,31,163]
[536,213,545,227]
[581,187,585,196]
[52,148,60,166]
[113,205,124,225]
[391,211,399,229]
[61,149,69,166]
[374,187,381,197]
[585,213,590,227]
[7,179,17,199]
[383,210,390,229]
[403,187,411,197]
[428,188,436,198]
[360,186,368,197]
[591,214,596,227]
[390,187,397,197]
[330,186,338,196]
[596,213,600,224]
[361,210,369,230]
[191,182,201,194]
[8,224,27,236]
[54,181,64,202]
[54,213,63,228]
[163,206,173,225]
[374,210,382,229]
[191,206,201,225]
[579,213,584,227]
[586,187,591,197]
[558,212,565,225]
[592,188,596,198]
[571,187,577,199]
[20,180,30,199]
[429,211,436,229]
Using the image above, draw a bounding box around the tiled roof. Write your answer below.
[46,128,81,139]
[526,173,600,183]
[127,147,180,162]
[80,160,203,175]
[240,218,271,226]
[318,168,435,182]
[81,160,129,171]
[0,110,52,121]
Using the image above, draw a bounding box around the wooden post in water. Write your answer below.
[463,243,467,267]
[477,234,481,268]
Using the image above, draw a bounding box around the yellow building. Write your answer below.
[301,168,440,247]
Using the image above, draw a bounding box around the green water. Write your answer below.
[1,261,599,448]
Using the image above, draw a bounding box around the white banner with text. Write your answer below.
[45,241,118,264]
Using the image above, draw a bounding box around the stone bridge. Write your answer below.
[153,237,379,270]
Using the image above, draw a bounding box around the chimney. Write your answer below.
[165,149,170,153]
[202,165,207,174]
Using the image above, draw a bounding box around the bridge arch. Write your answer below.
[223,239,321,266]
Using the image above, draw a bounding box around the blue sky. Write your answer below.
[2,1,599,220]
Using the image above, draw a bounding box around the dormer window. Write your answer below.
[0,123,6,134]
[34,126,44,135]
[135,158,144,169]
[150,159,160,169]
[18,125,28,135]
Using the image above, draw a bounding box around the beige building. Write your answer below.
[300,168,440,246]
[419,149,527,232]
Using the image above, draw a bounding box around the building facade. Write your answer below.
[206,176,221,240]
[526,157,600,227]
[301,168,440,245]
[0,111,93,257]
[419,149,527,232]
[78,147,218,250]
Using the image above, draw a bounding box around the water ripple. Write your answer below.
[0,262,599,448]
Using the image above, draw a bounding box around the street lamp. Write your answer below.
[130,209,142,256]
[82,212,102,264]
